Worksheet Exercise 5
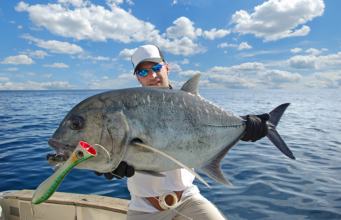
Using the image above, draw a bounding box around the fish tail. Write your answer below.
[267,103,295,160]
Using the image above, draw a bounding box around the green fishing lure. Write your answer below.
[31,141,97,205]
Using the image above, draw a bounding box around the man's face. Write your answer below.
[135,62,169,87]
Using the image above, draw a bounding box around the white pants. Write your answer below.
[127,193,227,220]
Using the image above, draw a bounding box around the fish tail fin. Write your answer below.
[267,103,295,160]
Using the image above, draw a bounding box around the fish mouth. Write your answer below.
[46,139,75,165]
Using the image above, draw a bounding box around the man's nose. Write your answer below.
[148,69,157,78]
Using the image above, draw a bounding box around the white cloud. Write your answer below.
[4,68,19,71]
[287,52,341,70]
[306,48,322,56]
[0,77,10,82]
[208,75,255,89]
[238,42,252,50]
[237,50,279,58]
[147,35,207,56]
[178,70,201,78]
[208,62,265,74]
[218,42,252,50]
[218,43,238,48]
[21,34,83,54]
[171,0,178,6]
[42,74,52,78]
[194,63,200,66]
[1,55,35,65]
[16,1,158,43]
[258,70,302,83]
[166,17,202,39]
[15,72,37,77]
[102,76,109,80]
[43,63,69,68]
[118,48,138,60]
[58,0,88,7]
[168,79,186,88]
[231,0,325,42]
[29,27,43,31]
[180,59,189,64]
[168,62,182,72]
[203,28,231,40]
[126,0,134,5]
[118,73,135,80]
[18,25,23,29]
[9,21,15,23]
[321,48,328,51]
[78,54,110,60]
[0,81,74,90]
[291,48,302,53]
[28,50,49,59]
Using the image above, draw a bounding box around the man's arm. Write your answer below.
[240,114,270,142]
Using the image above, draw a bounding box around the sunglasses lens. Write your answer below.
[137,64,162,76]
[152,64,162,72]
[138,69,148,76]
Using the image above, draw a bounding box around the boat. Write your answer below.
[0,190,129,220]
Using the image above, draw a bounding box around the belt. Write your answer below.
[145,190,183,211]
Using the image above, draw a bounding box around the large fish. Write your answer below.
[46,73,295,186]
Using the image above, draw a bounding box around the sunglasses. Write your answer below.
[136,64,163,76]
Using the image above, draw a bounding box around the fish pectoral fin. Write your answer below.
[199,132,246,186]
[200,165,232,186]
[132,142,211,188]
[135,170,166,177]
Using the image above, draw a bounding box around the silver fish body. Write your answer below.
[47,74,294,185]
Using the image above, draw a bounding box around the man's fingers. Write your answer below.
[113,162,127,179]
[126,166,135,178]
[104,172,114,180]
[257,113,270,121]
[94,171,103,176]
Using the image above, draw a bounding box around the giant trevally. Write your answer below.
[46,73,295,186]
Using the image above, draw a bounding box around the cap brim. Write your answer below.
[134,58,163,74]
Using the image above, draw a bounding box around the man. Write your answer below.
[95,45,270,220]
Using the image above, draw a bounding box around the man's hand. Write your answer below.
[241,114,270,142]
[94,161,135,180]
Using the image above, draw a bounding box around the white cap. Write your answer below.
[131,45,165,74]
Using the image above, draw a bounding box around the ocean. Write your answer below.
[1,89,341,220]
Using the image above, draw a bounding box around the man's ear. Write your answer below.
[165,63,170,76]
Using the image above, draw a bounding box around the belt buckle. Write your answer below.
[158,191,178,210]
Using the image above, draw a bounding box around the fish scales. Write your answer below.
[46,73,295,185]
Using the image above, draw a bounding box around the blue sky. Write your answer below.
[0,0,340,90]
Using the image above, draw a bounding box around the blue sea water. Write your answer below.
[0,89,341,220]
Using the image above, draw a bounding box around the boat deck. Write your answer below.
[0,190,129,220]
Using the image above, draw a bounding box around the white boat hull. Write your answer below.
[0,190,129,220]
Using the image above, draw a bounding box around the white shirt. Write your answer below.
[127,169,200,212]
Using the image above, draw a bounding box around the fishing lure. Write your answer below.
[31,141,97,205]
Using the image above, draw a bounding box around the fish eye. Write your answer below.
[69,117,84,130]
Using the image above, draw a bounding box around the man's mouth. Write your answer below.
[149,81,161,86]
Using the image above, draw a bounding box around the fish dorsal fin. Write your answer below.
[200,132,245,186]
[180,73,203,95]
[132,142,211,188]
[148,86,170,89]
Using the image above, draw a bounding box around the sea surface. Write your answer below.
[1,89,341,220]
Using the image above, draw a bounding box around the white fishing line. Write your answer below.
[94,143,193,220]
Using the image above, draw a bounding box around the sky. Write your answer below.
[0,0,341,90]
